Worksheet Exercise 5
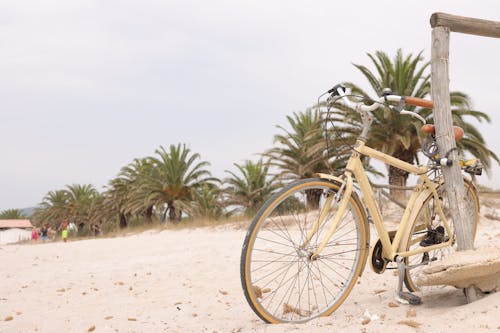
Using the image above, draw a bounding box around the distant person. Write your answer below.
[60,221,69,242]
[40,225,49,241]
[31,228,39,242]
[40,224,49,242]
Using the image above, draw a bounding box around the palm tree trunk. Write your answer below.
[119,213,128,229]
[305,188,322,210]
[144,206,153,224]
[168,203,182,223]
[388,149,413,202]
[388,166,408,201]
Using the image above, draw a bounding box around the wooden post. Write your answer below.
[430,12,500,302]
[430,26,474,251]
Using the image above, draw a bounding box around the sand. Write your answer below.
[1,200,499,333]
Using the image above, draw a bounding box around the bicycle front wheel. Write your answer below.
[240,178,369,323]
[402,179,479,293]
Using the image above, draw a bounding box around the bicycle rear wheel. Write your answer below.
[240,178,369,323]
[402,179,479,292]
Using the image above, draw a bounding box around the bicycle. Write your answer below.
[240,84,481,323]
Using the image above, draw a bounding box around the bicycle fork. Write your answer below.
[301,174,354,260]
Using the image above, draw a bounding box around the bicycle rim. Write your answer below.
[240,178,368,323]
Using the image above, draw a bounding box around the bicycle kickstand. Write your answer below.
[395,256,422,305]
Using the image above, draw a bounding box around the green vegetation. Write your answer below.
[339,49,498,199]
[224,159,280,216]
[32,185,100,231]
[18,49,496,233]
[265,109,330,180]
[0,208,28,219]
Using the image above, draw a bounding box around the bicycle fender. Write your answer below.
[316,173,371,277]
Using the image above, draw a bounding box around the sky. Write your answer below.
[1,0,500,210]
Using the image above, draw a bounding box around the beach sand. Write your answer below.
[1,198,499,333]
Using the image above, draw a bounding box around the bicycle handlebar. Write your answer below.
[330,86,428,124]
[328,84,454,166]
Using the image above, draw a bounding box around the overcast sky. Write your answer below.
[1,1,499,210]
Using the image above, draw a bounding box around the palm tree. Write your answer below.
[101,176,135,229]
[33,190,70,228]
[264,109,359,209]
[65,184,101,229]
[342,49,498,198]
[141,144,217,222]
[0,209,27,219]
[184,183,227,220]
[33,184,100,231]
[117,158,156,224]
[224,159,280,216]
[265,109,349,181]
[99,158,162,229]
[87,195,113,232]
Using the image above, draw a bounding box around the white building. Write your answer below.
[0,219,34,244]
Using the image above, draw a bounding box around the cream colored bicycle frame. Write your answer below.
[306,138,453,262]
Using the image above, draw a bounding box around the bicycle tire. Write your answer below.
[401,178,479,292]
[240,178,369,323]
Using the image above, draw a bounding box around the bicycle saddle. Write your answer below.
[421,124,464,141]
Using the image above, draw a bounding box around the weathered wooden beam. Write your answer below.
[431,26,475,251]
[416,247,500,292]
[429,13,498,302]
[431,12,500,38]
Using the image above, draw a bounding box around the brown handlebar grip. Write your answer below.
[405,96,434,109]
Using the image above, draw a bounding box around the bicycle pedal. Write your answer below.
[396,291,422,305]
[420,226,446,247]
